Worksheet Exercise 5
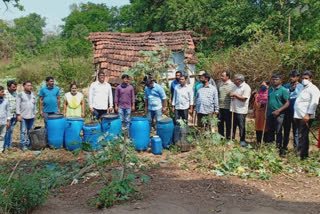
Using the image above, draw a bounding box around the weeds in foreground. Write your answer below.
[0,163,79,214]
[86,131,150,208]
[185,117,320,179]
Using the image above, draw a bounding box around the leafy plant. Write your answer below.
[184,116,320,180]
[0,163,78,214]
[126,47,177,111]
[86,131,149,208]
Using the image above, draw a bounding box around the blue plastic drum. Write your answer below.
[64,117,84,151]
[101,113,122,142]
[47,114,65,149]
[129,117,150,151]
[83,122,102,151]
[156,117,174,149]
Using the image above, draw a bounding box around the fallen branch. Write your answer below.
[71,164,95,185]
[7,160,21,183]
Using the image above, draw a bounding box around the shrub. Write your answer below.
[205,33,320,90]
[0,174,48,214]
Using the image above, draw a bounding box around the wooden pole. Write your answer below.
[231,99,235,140]
[260,99,268,149]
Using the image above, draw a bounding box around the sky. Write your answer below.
[0,0,130,32]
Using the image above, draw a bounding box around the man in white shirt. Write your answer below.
[89,71,113,119]
[229,74,251,147]
[172,75,194,125]
[294,71,320,159]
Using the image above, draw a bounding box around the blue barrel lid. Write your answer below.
[131,117,148,121]
[157,117,173,124]
[66,117,84,121]
[47,113,64,119]
[101,113,119,119]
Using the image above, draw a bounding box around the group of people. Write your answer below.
[168,69,319,160]
[0,69,319,160]
[250,71,318,159]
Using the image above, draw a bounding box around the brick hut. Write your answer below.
[86,30,200,86]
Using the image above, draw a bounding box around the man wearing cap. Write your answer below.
[194,70,216,97]
[266,74,289,156]
[229,74,251,147]
[283,70,303,151]
[294,71,320,159]
[145,79,167,125]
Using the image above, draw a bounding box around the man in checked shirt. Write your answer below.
[196,73,219,128]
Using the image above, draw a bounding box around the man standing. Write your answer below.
[16,81,37,151]
[170,71,182,103]
[172,75,193,125]
[0,86,11,153]
[283,70,303,150]
[194,70,217,97]
[294,71,320,160]
[145,79,167,125]
[4,80,17,149]
[229,74,251,147]
[196,73,219,127]
[89,71,113,120]
[217,71,234,140]
[266,74,289,156]
[39,76,61,126]
[115,74,135,129]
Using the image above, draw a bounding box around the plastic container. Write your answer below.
[64,117,84,151]
[29,126,47,150]
[151,136,162,155]
[173,124,190,152]
[46,114,65,149]
[129,117,150,151]
[101,113,122,141]
[83,122,102,151]
[156,117,174,149]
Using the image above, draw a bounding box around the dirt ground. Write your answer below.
[2,121,320,214]
[30,150,319,214]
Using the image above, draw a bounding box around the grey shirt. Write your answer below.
[0,99,10,125]
[16,91,37,119]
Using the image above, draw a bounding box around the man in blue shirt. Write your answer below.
[145,79,167,125]
[283,70,303,151]
[39,76,61,126]
[170,71,182,103]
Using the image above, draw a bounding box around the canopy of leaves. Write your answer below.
[117,0,320,50]
[62,2,119,38]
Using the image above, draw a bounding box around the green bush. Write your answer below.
[0,174,48,214]
[89,173,136,208]
[205,33,320,90]
[0,162,80,214]
[187,117,320,179]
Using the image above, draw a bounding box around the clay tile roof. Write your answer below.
[87,30,199,84]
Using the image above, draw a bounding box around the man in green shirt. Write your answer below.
[266,74,289,156]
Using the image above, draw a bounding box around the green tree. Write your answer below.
[0,20,16,59]
[12,13,46,54]
[62,2,119,38]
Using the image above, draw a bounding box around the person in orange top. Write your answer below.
[253,81,270,145]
